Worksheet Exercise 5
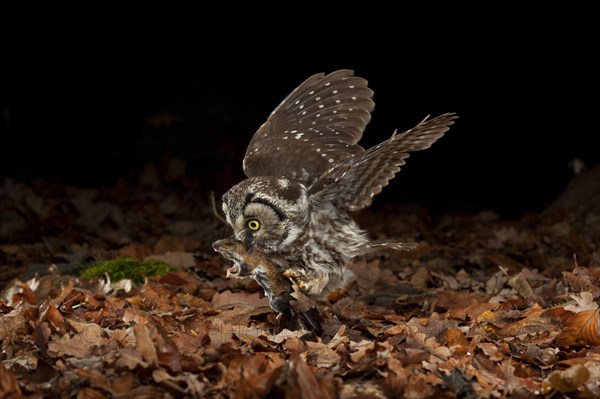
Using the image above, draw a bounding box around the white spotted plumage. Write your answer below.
[219,70,457,301]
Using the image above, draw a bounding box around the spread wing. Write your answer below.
[242,69,374,184]
[308,113,458,211]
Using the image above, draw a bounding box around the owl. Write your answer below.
[216,69,457,308]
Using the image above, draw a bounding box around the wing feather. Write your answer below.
[243,70,375,183]
[309,113,458,211]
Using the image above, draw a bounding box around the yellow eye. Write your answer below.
[247,219,260,231]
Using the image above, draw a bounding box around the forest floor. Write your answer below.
[1,165,599,398]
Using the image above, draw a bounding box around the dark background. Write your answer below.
[2,29,598,218]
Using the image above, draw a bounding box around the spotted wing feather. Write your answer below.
[243,70,375,184]
[309,113,458,211]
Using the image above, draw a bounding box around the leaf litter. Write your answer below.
[1,166,600,397]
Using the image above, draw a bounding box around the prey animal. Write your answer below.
[212,237,293,313]
[214,69,457,311]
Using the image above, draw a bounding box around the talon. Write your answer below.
[284,269,300,279]
[297,280,306,289]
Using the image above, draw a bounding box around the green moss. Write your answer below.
[80,258,176,284]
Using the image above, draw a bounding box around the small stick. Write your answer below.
[209,190,228,225]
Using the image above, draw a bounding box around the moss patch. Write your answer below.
[80,258,177,284]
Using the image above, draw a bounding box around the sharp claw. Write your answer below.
[283,269,298,279]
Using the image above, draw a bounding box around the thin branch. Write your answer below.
[209,190,228,225]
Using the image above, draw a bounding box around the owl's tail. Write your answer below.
[363,240,419,253]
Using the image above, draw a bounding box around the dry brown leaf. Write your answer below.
[327,325,349,349]
[12,282,36,304]
[556,309,600,347]
[409,267,430,289]
[152,369,206,396]
[545,364,590,393]
[285,338,308,354]
[384,357,411,394]
[218,353,285,398]
[0,362,23,398]
[138,283,178,312]
[107,373,135,395]
[211,290,268,309]
[290,283,315,313]
[47,321,106,359]
[436,291,492,321]
[498,307,563,338]
[0,308,27,342]
[121,306,150,325]
[406,313,457,342]
[287,353,336,399]
[478,342,505,362]
[341,380,385,398]
[508,272,533,298]
[76,368,110,392]
[268,329,306,344]
[114,347,147,370]
[108,327,136,347]
[563,266,600,294]
[134,323,158,366]
[349,340,377,364]
[445,328,468,357]
[76,387,108,399]
[48,332,97,358]
[385,356,441,399]
[486,269,508,295]
[306,341,341,368]
[564,291,599,313]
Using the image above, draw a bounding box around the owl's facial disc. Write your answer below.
[221,177,310,252]
[237,199,288,250]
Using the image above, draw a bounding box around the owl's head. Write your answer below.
[222,177,310,252]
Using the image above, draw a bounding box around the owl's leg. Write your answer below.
[283,269,307,290]
[283,269,329,296]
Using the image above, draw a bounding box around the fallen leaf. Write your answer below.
[564,291,599,313]
[478,342,505,362]
[546,364,590,393]
[76,387,108,399]
[152,369,206,396]
[306,341,341,368]
[134,323,158,366]
[562,266,600,294]
[508,272,533,298]
[556,309,600,346]
[114,348,148,370]
[0,362,23,398]
[0,308,27,342]
[498,307,563,338]
[286,353,336,399]
[290,283,315,313]
[211,290,268,309]
[46,320,106,359]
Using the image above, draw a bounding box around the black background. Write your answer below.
[2,23,598,217]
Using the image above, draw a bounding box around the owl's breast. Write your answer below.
[298,206,369,267]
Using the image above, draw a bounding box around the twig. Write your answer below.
[209,190,228,225]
